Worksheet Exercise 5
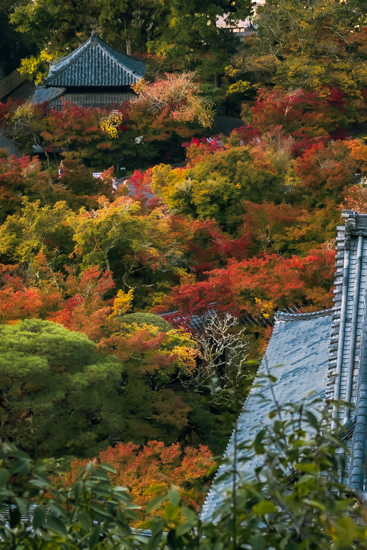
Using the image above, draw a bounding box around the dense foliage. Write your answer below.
[1,400,367,548]
[1,0,367,535]
[65,441,214,521]
[0,74,213,170]
[0,319,125,458]
[8,0,252,82]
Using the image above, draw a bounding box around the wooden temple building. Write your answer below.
[32,32,145,110]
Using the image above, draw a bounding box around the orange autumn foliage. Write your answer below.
[132,73,213,129]
[0,257,119,339]
[48,266,116,341]
[249,88,346,139]
[66,441,214,519]
[167,249,335,317]
[347,139,367,176]
[0,262,62,323]
[343,185,367,214]
[294,141,355,206]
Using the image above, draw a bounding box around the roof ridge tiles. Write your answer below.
[47,35,94,76]
[275,309,333,321]
[100,39,145,76]
[44,32,145,88]
[93,36,136,76]
[45,37,94,86]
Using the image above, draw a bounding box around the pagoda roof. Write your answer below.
[44,32,145,88]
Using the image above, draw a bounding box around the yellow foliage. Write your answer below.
[255,297,275,319]
[19,49,56,84]
[149,292,168,306]
[99,112,124,139]
[111,289,134,317]
[226,80,252,96]
[12,102,37,122]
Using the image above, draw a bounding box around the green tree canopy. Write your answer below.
[150,146,285,233]
[9,0,252,83]
[0,319,125,458]
[0,0,36,76]
[119,312,172,332]
[253,0,367,94]
[0,200,75,271]
[146,0,252,82]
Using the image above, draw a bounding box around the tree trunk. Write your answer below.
[126,37,132,56]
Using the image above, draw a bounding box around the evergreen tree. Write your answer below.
[0,319,125,458]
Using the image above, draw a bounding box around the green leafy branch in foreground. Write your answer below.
[0,445,144,549]
[1,399,367,549]
[204,398,367,550]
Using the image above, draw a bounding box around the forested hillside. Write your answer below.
[1,0,367,539]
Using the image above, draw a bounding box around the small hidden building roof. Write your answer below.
[44,32,145,88]
[201,309,333,522]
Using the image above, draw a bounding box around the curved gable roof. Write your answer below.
[45,32,145,88]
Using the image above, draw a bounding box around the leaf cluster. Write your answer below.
[1,400,367,549]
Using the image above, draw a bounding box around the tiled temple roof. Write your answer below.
[32,87,65,104]
[327,211,367,491]
[44,32,145,88]
[201,310,333,522]
[32,86,134,110]
[201,211,367,520]
[31,33,145,109]
[52,91,134,110]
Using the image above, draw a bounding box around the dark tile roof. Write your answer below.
[327,211,367,491]
[201,310,333,522]
[0,70,34,101]
[50,91,134,110]
[44,32,145,88]
[32,86,65,104]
